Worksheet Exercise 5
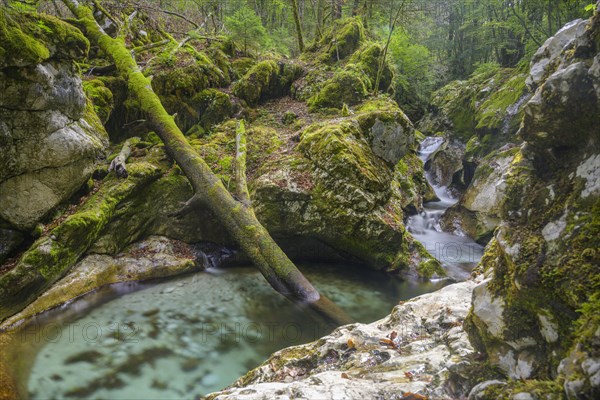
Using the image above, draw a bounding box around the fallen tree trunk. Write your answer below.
[62,0,352,326]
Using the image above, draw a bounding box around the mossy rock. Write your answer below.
[190,89,234,130]
[349,42,393,92]
[232,57,257,78]
[0,162,162,322]
[83,79,114,124]
[0,10,89,68]
[308,68,368,110]
[233,60,303,107]
[416,259,445,279]
[147,48,230,132]
[251,105,430,271]
[420,67,528,155]
[310,17,365,63]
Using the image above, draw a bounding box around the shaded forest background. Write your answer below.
[7,0,594,119]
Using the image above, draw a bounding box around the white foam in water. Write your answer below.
[408,137,484,281]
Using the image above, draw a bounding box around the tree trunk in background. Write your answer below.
[332,0,342,19]
[352,0,360,16]
[61,0,352,327]
[291,0,305,52]
[315,0,323,39]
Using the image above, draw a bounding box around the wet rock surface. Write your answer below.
[464,12,600,399]
[207,279,482,400]
[0,236,199,329]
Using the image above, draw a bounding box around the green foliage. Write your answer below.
[157,50,175,67]
[584,3,597,14]
[387,29,436,120]
[225,5,269,55]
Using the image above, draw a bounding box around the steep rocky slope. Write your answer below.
[208,10,600,400]
[465,11,600,398]
[0,17,440,326]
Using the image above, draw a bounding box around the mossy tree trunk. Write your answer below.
[291,0,304,52]
[61,0,351,326]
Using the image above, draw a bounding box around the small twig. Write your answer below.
[131,3,199,29]
[132,39,170,55]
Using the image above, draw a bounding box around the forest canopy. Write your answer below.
[4,0,593,119]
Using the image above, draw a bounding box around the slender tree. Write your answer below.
[291,0,305,51]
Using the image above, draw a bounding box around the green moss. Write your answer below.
[476,73,527,132]
[427,68,527,149]
[349,42,393,91]
[479,379,564,400]
[190,89,234,130]
[193,121,283,186]
[0,10,49,67]
[233,60,302,107]
[83,79,114,124]
[299,121,390,195]
[0,162,162,321]
[0,10,88,68]
[308,68,368,110]
[145,48,229,132]
[356,97,401,113]
[310,17,365,63]
[417,259,445,279]
[231,57,256,78]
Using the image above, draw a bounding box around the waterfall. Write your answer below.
[407,137,484,281]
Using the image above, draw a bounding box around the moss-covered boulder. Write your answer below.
[252,100,435,271]
[191,89,234,130]
[0,10,89,68]
[100,46,233,137]
[83,79,114,124]
[0,11,108,233]
[349,42,393,92]
[233,59,303,106]
[307,17,365,64]
[231,57,256,78]
[307,68,369,110]
[464,13,600,398]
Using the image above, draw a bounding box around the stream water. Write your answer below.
[20,263,445,399]
[407,137,484,280]
[13,137,484,399]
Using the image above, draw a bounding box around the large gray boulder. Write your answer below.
[0,14,108,232]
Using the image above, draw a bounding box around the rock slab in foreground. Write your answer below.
[207,278,482,400]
